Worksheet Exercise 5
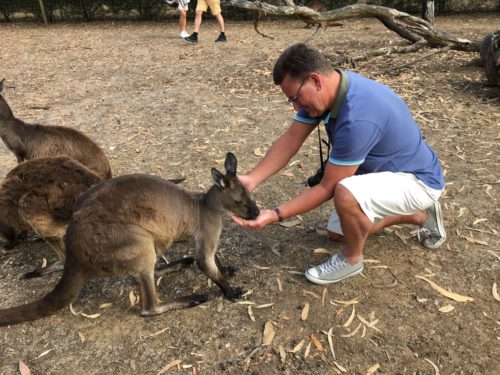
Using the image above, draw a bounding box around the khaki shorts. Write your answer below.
[327,172,443,235]
[196,0,221,15]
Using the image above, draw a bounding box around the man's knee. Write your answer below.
[333,184,357,212]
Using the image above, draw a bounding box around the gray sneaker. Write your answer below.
[305,251,364,285]
[418,200,446,249]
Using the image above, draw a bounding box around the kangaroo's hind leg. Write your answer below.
[19,204,67,279]
[127,236,207,317]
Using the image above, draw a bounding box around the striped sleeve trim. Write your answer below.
[328,156,364,166]
[294,113,319,124]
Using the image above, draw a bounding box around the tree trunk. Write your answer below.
[421,1,435,25]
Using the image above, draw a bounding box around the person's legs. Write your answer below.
[178,7,188,37]
[193,10,203,33]
[327,209,427,242]
[306,172,444,285]
[185,10,203,42]
[214,13,225,33]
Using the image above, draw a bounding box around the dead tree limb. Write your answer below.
[381,45,450,73]
[253,10,274,39]
[228,1,481,53]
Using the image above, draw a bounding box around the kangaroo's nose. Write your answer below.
[251,206,260,219]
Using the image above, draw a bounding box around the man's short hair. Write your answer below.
[273,43,334,85]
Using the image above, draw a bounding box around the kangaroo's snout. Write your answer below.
[246,203,260,220]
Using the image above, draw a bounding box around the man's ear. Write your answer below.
[310,72,322,91]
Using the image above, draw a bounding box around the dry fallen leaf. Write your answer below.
[303,290,321,299]
[69,303,81,315]
[334,361,348,373]
[248,306,255,322]
[78,332,85,343]
[357,315,381,333]
[279,219,302,228]
[276,277,283,292]
[327,328,336,359]
[341,323,362,338]
[157,359,182,375]
[314,247,333,255]
[278,345,286,364]
[416,275,474,302]
[255,303,274,309]
[129,290,139,307]
[279,169,295,177]
[343,305,356,327]
[322,288,328,307]
[289,339,305,353]
[492,282,500,302]
[143,327,169,339]
[439,304,455,313]
[19,360,31,375]
[461,235,489,246]
[331,298,359,305]
[80,312,102,319]
[301,302,310,321]
[262,321,275,346]
[35,349,53,359]
[424,358,441,375]
[304,341,312,359]
[254,148,265,157]
[311,334,324,352]
[366,363,380,375]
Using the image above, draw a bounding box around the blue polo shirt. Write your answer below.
[295,71,444,190]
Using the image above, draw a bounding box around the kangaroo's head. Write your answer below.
[211,152,260,220]
[0,79,15,122]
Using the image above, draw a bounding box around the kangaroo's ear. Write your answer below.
[224,152,237,176]
[0,79,4,93]
[211,167,226,188]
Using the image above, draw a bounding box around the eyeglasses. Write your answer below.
[287,75,309,104]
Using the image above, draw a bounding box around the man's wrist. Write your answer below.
[273,207,284,222]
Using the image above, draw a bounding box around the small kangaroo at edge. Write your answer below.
[0,79,112,179]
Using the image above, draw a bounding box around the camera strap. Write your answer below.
[317,69,349,168]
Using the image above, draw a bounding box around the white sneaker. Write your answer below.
[305,251,364,285]
[180,31,190,38]
[418,200,446,249]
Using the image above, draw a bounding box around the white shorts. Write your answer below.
[327,172,443,235]
[178,3,188,11]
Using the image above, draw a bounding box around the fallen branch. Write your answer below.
[381,45,451,73]
[228,1,481,53]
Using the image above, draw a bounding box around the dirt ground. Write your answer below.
[0,13,499,375]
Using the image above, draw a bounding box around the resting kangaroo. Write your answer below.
[0,79,112,179]
[0,157,103,278]
[0,152,259,326]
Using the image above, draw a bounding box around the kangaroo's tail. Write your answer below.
[0,263,86,326]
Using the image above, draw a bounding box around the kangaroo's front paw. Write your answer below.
[224,287,244,301]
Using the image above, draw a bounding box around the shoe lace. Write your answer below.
[417,227,431,242]
[319,254,347,274]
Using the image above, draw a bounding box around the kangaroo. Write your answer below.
[480,30,500,86]
[0,152,259,326]
[0,157,103,278]
[0,79,112,180]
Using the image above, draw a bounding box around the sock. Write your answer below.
[191,32,198,38]
[220,32,225,36]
